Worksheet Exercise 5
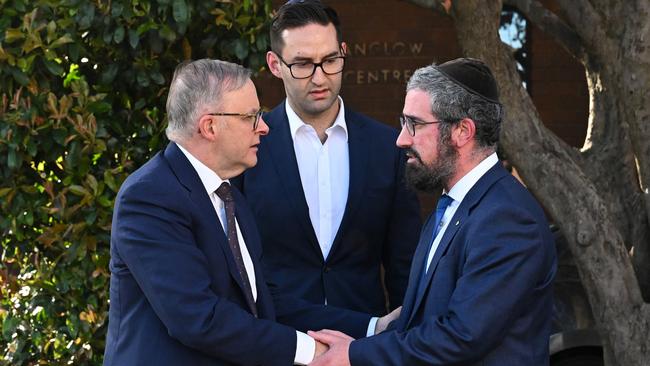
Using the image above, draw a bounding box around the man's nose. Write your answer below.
[396,126,412,148]
[310,64,328,84]
[257,117,270,135]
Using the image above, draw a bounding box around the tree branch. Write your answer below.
[504,0,586,62]
[404,0,450,13]
[555,0,612,58]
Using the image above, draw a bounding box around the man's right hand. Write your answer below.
[314,340,329,359]
[375,306,401,335]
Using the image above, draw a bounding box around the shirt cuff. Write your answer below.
[294,331,316,365]
[366,317,379,337]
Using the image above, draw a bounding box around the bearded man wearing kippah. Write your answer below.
[309,58,557,366]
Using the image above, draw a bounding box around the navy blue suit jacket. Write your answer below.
[104,142,298,366]
[349,163,557,365]
[235,102,421,334]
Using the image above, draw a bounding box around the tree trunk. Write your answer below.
[407,0,650,364]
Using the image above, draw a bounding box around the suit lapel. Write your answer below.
[264,104,322,257]
[396,214,436,330]
[328,108,367,258]
[163,142,254,305]
[404,163,509,329]
[405,206,464,328]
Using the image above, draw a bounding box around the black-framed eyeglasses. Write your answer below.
[276,53,346,79]
[399,114,445,136]
[207,110,263,130]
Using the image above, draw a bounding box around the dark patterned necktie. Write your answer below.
[215,182,258,317]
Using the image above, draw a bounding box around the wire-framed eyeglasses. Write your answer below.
[207,110,263,130]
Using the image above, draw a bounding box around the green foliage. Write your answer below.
[0,0,272,364]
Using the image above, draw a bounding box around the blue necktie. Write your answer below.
[431,194,453,239]
[418,194,453,292]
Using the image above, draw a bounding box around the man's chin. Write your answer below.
[303,97,338,115]
[405,165,444,194]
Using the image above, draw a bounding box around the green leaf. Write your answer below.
[43,59,64,76]
[5,28,24,43]
[97,195,113,207]
[136,20,158,35]
[136,72,150,87]
[256,36,268,51]
[77,3,96,30]
[10,67,30,86]
[85,210,97,225]
[104,170,118,192]
[50,34,74,49]
[113,26,125,44]
[68,185,89,196]
[86,174,98,195]
[2,316,19,339]
[103,29,113,44]
[159,25,176,42]
[150,71,165,85]
[8,148,20,169]
[25,211,33,225]
[233,39,249,60]
[111,2,124,17]
[236,15,251,27]
[172,0,189,23]
[101,64,119,84]
[128,29,139,49]
[87,101,111,114]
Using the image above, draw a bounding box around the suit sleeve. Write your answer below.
[270,289,373,339]
[112,179,296,365]
[350,204,556,365]
[382,148,422,310]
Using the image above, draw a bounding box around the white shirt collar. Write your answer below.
[285,97,348,141]
[446,152,499,203]
[176,143,227,195]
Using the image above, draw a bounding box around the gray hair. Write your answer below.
[165,59,252,141]
[406,63,503,150]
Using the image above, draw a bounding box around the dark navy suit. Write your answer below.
[349,163,557,365]
[105,142,313,366]
[235,102,421,335]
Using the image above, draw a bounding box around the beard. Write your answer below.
[404,135,458,194]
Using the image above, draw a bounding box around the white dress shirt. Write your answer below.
[424,153,499,273]
[285,99,379,337]
[286,98,349,260]
[177,144,315,365]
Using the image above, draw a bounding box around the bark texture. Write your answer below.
[409,0,650,364]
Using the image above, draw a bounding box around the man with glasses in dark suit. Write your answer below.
[309,58,557,366]
[106,59,336,366]
[236,0,421,338]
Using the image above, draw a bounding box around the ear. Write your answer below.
[197,114,218,141]
[452,117,476,148]
[340,42,348,56]
[267,51,283,78]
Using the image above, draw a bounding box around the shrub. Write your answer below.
[0,1,271,364]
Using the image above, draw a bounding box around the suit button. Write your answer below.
[324,266,332,273]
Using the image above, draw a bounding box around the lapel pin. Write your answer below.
[455,220,460,226]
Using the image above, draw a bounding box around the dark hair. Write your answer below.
[270,0,342,55]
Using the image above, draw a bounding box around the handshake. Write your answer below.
[307,306,401,366]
